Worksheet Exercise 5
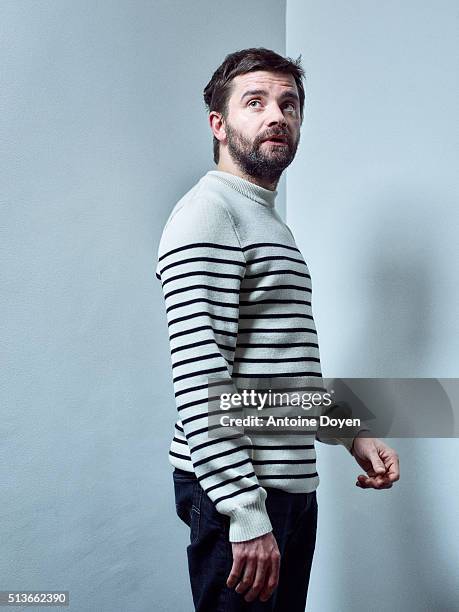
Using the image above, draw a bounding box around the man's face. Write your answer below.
[222,70,302,183]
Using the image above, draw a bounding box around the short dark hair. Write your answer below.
[203,47,306,164]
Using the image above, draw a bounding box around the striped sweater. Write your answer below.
[156,169,366,542]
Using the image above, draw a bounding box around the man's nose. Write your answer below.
[266,102,287,126]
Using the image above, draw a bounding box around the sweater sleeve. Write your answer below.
[156,197,273,542]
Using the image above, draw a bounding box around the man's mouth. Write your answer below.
[262,136,289,146]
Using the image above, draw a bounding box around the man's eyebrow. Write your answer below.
[240,89,300,103]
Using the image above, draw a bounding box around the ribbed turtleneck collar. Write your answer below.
[205,170,277,208]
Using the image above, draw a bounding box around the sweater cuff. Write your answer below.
[338,427,372,454]
[228,496,273,543]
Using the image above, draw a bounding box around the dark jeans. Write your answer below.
[173,467,318,612]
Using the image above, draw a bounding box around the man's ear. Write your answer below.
[209,111,226,144]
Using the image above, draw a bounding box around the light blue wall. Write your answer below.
[286,1,459,610]
[3,1,457,610]
[1,2,285,611]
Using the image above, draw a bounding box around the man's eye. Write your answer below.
[248,100,297,112]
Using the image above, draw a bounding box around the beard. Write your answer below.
[224,120,300,184]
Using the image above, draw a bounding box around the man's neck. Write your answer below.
[216,160,279,192]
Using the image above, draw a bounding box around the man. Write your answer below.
[156,47,400,611]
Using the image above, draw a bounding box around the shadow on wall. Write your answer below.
[349,195,444,378]
[343,195,458,610]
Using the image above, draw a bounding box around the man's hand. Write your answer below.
[351,435,400,489]
[226,531,280,603]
